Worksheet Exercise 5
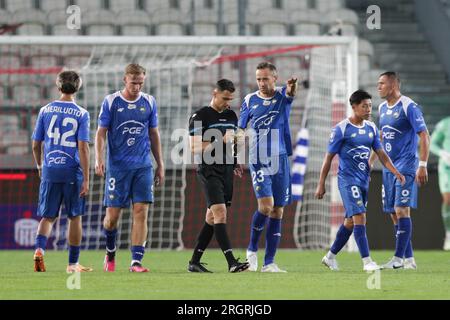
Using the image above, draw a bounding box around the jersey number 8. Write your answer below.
[351,186,360,199]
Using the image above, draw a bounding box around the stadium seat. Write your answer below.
[40,0,68,12]
[247,0,274,10]
[249,9,289,36]
[117,10,150,36]
[29,54,61,68]
[219,61,240,83]
[13,9,47,35]
[5,129,29,155]
[61,54,90,68]
[222,5,251,35]
[71,0,105,11]
[145,0,187,12]
[0,9,12,25]
[83,10,117,35]
[152,8,185,35]
[191,8,219,36]
[315,0,344,11]
[108,0,139,12]
[0,87,14,107]
[12,84,42,106]
[0,52,22,69]
[358,39,375,72]
[193,65,219,85]
[322,9,360,36]
[5,0,35,11]
[191,82,214,107]
[284,0,310,11]
[273,56,302,80]
[47,9,83,35]
[359,69,384,93]
[290,9,322,36]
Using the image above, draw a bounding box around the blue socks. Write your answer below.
[131,245,145,265]
[354,225,370,258]
[394,224,414,258]
[35,234,48,252]
[395,217,412,258]
[264,218,281,266]
[330,224,353,255]
[68,245,80,265]
[104,228,117,252]
[248,211,268,252]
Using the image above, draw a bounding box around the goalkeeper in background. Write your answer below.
[430,116,450,250]
[95,64,164,273]
[32,70,92,273]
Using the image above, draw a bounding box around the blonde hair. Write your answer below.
[125,63,146,76]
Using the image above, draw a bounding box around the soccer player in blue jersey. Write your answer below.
[95,64,164,273]
[32,70,92,273]
[371,72,430,269]
[238,62,298,272]
[315,90,405,271]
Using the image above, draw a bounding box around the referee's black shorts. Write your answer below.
[197,164,234,208]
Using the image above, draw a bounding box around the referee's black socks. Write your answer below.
[191,222,214,263]
[214,223,237,267]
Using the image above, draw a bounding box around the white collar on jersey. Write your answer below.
[119,91,142,103]
[386,95,403,108]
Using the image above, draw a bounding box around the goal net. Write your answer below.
[0,36,357,251]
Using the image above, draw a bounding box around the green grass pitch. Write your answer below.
[1,249,449,300]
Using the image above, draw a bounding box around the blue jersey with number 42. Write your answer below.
[32,101,90,182]
[328,119,382,189]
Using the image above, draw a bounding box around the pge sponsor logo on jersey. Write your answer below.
[117,120,145,136]
[381,125,402,140]
[254,111,279,130]
[348,146,370,160]
[46,150,74,165]
[348,146,370,171]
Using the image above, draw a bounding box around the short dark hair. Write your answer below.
[349,89,372,106]
[379,71,400,84]
[56,70,82,94]
[216,79,235,93]
[256,61,277,74]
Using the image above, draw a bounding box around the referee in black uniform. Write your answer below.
[187,79,249,273]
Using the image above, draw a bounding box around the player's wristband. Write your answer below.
[418,161,427,168]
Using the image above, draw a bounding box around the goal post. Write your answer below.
[0,36,357,251]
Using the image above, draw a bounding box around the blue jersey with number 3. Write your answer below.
[32,101,90,182]
[98,91,158,171]
[328,119,382,189]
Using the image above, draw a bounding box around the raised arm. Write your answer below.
[286,77,298,97]
[315,152,336,199]
[149,127,165,186]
